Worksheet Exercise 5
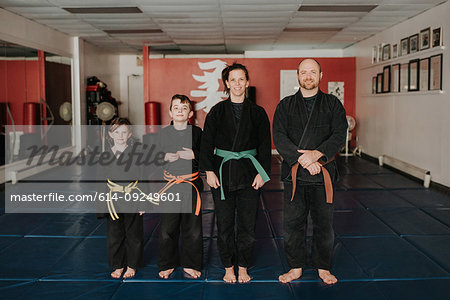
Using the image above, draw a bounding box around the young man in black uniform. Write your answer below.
[200,63,271,283]
[157,94,203,279]
[273,59,347,285]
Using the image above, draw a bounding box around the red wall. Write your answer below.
[147,57,355,147]
[0,60,40,124]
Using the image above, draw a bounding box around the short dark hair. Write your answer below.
[221,62,249,94]
[297,58,322,74]
[170,94,193,111]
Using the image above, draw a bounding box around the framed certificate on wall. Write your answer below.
[392,64,400,93]
[408,59,419,91]
[400,63,409,92]
[419,58,429,91]
[430,54,443,90]
[383,65,391,93]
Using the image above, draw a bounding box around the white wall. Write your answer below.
[118,54,143,118]
[348,1,450,187]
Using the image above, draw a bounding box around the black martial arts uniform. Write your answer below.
[157,125,204,272]
[96,143,145,271]
[273,89,347,270]
[200,98,271,268]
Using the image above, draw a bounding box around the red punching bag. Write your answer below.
[23,102,40,133]
[145,101,161,133]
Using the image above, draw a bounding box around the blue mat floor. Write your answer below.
[1,156,450,299]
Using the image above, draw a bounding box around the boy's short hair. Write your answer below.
[170,94,193,111]
[109,117,132,133]
[221,62,249,94]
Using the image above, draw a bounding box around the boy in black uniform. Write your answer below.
[200,63,271,283]
[157,94,203,279]
[97,117,144,279]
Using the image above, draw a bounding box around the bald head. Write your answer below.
[297,58,321,74]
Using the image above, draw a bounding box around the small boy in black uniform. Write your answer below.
[157,94,203,279]
[97,117,144,279]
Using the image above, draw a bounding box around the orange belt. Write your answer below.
[290,158,334,204]
[158,170,201,216]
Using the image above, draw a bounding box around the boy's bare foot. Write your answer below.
[223,266,236,283]
[123,267,136,279]
[318,269,338,285]
[159,268,174,279]
[183,268,201,279]
[238,266,251,283]
[278,268,302,283]
[111,268,124,279]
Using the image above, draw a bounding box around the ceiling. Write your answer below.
[0,0,447,54]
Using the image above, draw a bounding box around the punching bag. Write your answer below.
[145,101,161,134]
[23,102,40,133]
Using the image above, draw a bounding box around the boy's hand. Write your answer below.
[297,149,323,169]
[206,171,220,189]
[178,147,194,160]
[252,174,266,190]
[164,152,179,162]
[305,161,322,176]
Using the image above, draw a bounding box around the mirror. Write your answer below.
[0,40,73,165]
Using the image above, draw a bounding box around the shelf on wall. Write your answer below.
[361,46,445,70]
[362,90,445,97]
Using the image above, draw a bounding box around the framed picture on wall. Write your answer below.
[383,65,391,93]
[419,58,430,91]
[372,76,377,94]
[382,44,391,61]
[372,46,378,64]
[432,27,442,47]
[378,43,384,62]
[377,73,383,94]
[400,37,409,56]
[430,53,443,90]
[409,34,419,54]
[420,27,431,50]
[408,59,419,91]
[400,63,409,92]
[392,64,400,93]
[392,44,398,59]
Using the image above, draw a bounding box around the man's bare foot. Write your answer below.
[123,267,136,279]
[223,266,236,283]
[238,266,251,283]
[318,269,338,285]
[184,268,201,279]
[159,268,174,279]
[111,268,123,279]
[278,268,302,283]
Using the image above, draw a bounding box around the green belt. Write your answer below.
[215,148,270,200]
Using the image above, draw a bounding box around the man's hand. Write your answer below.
[177,147,195,160]
[297,150,323,169]
[164,152,179,162]
[206,171,220,189]
[306,162,322,176]
[139,211,145,216]
[252,174,266,190]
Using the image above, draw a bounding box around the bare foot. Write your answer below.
[318,269,338,285]
[238,266,251,283]
[159,268,174,279]
[184,268,201,279]
[223,266,236,283]
[110,268,123,279]
[123,267,136,279]
[278,268,302,283]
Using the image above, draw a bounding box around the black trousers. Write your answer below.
[212,186,259,268]
[283,183,334,270]
[158,211,203,271]
[106,213,144,270]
